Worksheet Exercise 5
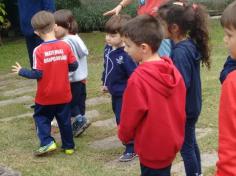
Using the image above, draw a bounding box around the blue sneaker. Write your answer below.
[72,115,91,137]
[119,152,137,162]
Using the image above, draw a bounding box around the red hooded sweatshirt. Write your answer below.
[216,70,236,176]
[118,57,186,169]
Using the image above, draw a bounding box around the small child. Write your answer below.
[159,1,211,175]
[216,1,236,175]
[11,11,77,156]
[101,15,137,162]
[118,15,186,176]
[53,9,90,137]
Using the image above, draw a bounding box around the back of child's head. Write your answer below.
[120,15,164,53]
[104,14,131,34]
[159,0,211,69]
[221,1,236,30]
[54,9,78,34]
[31,11,55,34]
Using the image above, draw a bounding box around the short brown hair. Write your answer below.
[31,11,55,34]
[121,15,164,52]
[54,9,78,35]
[221,1,236,29]
[105,14,131,34]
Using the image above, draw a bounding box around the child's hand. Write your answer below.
[11,62,22,74]
[101,85,109,93]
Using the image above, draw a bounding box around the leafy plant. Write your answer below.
[0,2,10,29]
[56,0,137,32]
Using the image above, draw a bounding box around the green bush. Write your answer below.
[56,0,137,32]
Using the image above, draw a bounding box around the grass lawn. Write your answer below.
[0,18,228,175]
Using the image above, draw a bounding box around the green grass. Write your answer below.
[0,19,228,175]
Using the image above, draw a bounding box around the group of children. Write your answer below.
[11,0,236,175]
[12,9,90,156]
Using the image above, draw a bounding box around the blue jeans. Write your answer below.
[180,118,201,176]
[140,163,171,176]
[34,103,74,149]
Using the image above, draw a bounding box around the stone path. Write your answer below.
[3,86,35,96]
[172,152,218,174]
[0,76,218,175]
[0,166,21,176]
[0,96,33,106]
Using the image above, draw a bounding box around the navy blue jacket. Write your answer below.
[102,45,137,96]
[219,56,236,84]
[17,0,55,36]
[171,39,202,119]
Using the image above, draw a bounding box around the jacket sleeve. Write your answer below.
[123,55,137,77]
[216,78,236,175]
[19,68,43,79]
[101,46,108,84]
[118,79,148,143]
[42,0,55,12]
[172,48,192,89]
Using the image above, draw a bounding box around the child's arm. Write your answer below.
[124,56,137,77]
[68,61,78,72]
[118,80,147,143]
[103,0,133,16]
[12,62,42,79]
[172,49,191,88]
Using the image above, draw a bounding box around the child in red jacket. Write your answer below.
[118,15,186,176]
[216,1,236,175]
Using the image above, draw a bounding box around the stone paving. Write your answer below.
[0,166,21,176]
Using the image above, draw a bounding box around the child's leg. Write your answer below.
[112,96,136,161]
[71,81,89,137]
[55,103,75,149]
[111,96,122,124]
[33,104,55,146]
[140,163,171,176]
[70,82,81,117]
[180,118,201,176]
[125,142,135,153]
[25,34,42,68]
[77,81,86,116]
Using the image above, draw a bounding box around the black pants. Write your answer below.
[70,81,86,117]
[140,164,171,176]
[25,34,42,68]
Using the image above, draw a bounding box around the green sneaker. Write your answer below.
[34,141,57,156]
[64,149,74,155]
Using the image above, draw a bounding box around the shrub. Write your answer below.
[56,0,137,32]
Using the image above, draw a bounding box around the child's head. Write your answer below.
[104,14,131,48]
[221,1,236,59]
[159,0,211,68]
[54,9,78,39]
[31,11,55,35]
[120,15,163,63]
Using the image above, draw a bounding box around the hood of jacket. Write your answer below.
[135,56,183,97]
[172,39,202,63]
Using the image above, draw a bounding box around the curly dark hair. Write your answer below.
[158,0,211,69]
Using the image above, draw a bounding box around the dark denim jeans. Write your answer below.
[34,103,74,149]
[180,118,201,176]
[140,164,171,176]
